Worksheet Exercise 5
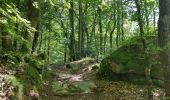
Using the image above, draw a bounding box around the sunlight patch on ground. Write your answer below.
[58,73,83,82]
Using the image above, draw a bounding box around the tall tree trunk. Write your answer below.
[78,0,83,58]
[104,19,111,54]
[116,0,120,48]
[134,0,144,38]
[90,7,97,45]
[31,1,40,53]
[47,34,50,64]
[134,0,146,48]
[22,0,40,53]
[32,20,40,53]
[110,0,116,49]
[0,26,2,51]
[84,2,89,49]
[144,0,149,34]
[13,0,20,51]
[1,2,12,51]
[158,0,170,97]
[121,0,124,42]
[135,0,152,99]
[69,0,76,61]
[58,11,68,63]
[153,7,156,33]
[98,6,103,55]
[1,27,12,51]
[38,29,43,52]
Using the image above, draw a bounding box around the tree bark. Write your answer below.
[98,6,103,55]
[1,27,12,51]
[135,1,152,99]
[121,0,124,42]
[144,0,149,34]
[116,0,120,48]
[32,20,40,53]
[104,17,111,54]
[69,0,76,61]
[135,0,147,48]
[134,0,144,37]
[110,0,116,49]
[158,0,170,97]
[153,6,156,33]
[90,8,97,45]
[13,0,20,51]
[22,0,40,53]
[78,0,83,58]
[59,12,68,63]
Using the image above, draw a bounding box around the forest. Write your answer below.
[0,0,170,100]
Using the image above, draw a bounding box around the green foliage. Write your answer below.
[0,0,161,98]
[97,58,114,79]
[0,1,48,98]
[0,51,24,69]
[8,76,21,87]
[24,55,44,72]
[0,2,35,49]
[7,76,24,100]
[24,64,41,84]
[0,51,46,99]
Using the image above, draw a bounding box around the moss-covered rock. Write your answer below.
[0,51,46,99]
[52,81,96,96]
[98,37,163,86]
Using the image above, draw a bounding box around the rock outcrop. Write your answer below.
[98,37,163,86]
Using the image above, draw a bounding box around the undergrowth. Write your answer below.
[0,50,47,99]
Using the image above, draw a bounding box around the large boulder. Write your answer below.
[98,37,163,86]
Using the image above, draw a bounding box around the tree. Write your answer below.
[1,26,12,51]
[78,0,83,58]
[1,2,12,51]
[158,0,170,97]
[144,0,149,34]
[110,0,116,49]
[22,0,40,53]
[134,0,144,38]
[69,0,76,61]
[116,0,120,48]
[98,6,103,55]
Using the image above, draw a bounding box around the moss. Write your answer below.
[97,58,113,79]
[52,81,96,96]
[0,50,48,100]
[99,43,145,77]
[98,36,163,87]
[1,51,46,99]
[24,55,44,73]
[151,64,164,80]
[37,53,46,60]
[7,76,24,100]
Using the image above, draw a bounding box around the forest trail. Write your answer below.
[40,58,164,100]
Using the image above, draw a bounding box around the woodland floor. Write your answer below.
[39,59,164,100]
[0,65,13,100]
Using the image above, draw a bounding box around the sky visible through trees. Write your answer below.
[2,0,170,99]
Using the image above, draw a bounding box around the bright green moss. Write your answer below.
[98,37,163,87]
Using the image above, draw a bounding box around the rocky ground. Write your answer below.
[0,65,13,100]
[39,58,165,100]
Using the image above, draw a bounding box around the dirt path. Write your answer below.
[40,58,164,100]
